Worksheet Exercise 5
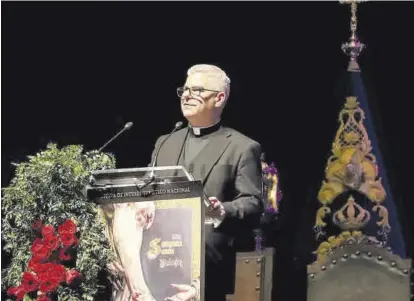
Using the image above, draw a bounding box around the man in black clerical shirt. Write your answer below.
[150,64,264,301]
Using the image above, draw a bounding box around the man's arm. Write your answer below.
[222,142,264,219]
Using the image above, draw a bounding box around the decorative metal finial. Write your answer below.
[340,0,366,72]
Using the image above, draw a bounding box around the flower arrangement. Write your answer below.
[255,159,283,249]
[7,220,81,301]
[2,143,116,301]
[262,162,283,214]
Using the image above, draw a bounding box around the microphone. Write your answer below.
[98,122,133,152]
[148,121,184,182]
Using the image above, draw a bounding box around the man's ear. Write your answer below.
[214,92,226,108]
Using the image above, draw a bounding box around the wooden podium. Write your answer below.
[85,166,206,301]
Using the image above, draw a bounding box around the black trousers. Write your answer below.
[204,225,235,301]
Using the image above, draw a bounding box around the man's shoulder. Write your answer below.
[223,127,261,150]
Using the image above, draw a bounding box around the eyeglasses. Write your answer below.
[177,86,221,98]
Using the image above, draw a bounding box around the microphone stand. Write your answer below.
[137,121,184,190]
[98,122,133,152]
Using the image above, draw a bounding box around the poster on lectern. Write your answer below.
[90,178,205,301]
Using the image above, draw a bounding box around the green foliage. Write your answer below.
[2,143,116,300]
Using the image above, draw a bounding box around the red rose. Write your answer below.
[35,263,66,284]
[58,247,71,261]
[60,233,78,247]
[31,242,51,260]
[41,225,55,238]
[28,256,47,270]
[36,295,51,301]
[30,238,43,253]
[43,234,59,250]
[21,272,39,292]
[7,285,26,301]
[28,257,41,271]
[33,260,50,281]
[33,263,54,280]
[48,264,66,282]
[32,263,48,276]
[32,219,43,231]
[58,219,77,235]
[39,278,59,293]
[66,269,81,285]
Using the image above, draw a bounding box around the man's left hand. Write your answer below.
[208,197,226,227]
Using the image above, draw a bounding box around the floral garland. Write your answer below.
[2,144,116,301]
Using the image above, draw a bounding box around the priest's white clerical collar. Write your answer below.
[189,120,221,137]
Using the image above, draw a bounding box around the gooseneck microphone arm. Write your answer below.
[148,121,184,182]
[98,122,133,152]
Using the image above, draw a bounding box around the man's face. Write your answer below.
[179,73,225,125]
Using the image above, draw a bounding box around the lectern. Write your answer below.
[85,166,205,301]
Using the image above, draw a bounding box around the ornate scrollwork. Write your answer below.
[373,204,391,242]
[314,206,331,239]
[318,97,386,205]
[314,96,390,245]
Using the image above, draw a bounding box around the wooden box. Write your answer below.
[227,248,274,301]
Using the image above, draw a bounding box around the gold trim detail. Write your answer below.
[332,195,370,230]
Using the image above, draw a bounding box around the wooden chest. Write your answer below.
[226,248,274,301]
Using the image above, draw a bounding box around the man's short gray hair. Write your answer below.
[187,64,231,101]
